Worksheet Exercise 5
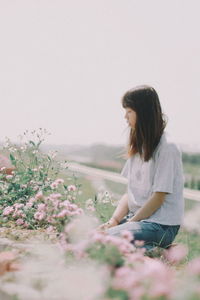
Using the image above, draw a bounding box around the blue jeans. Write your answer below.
[106,215,180,250]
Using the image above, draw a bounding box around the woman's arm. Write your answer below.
[128,192,166,222]
[110,193,129,224]
[97,193,129,230]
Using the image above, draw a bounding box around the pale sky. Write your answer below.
[0,0,200,150]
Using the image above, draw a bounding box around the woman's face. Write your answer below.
[124,107,137,129]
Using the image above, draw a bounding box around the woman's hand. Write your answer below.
[97,217,118,231]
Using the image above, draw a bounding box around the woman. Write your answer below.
[98,85,184,251]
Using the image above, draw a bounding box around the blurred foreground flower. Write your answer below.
[0,238,109,300]
[0,251,19,276]
[164,244,188,264]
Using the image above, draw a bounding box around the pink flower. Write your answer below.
[34,211,46,221]
[26,201,33,208]
[35,191,43,200]
[126,252,146,264]
[67,185,76,192]
[164,244,188,264]
[72,241,90,259]
[69,204,78,211]
[187,257,200,275]
[50,193,62,199]
[90,232,107,243]
[118,242,134,254]
[6,175,13,180]
[56,209,70,218]
[112,266,141,291]
[129,286,145,300]
[120,230,134,242]
[55,178,64,184]
[13,209,24,218]
[13,203,24,209]
[3,206,14,216]
[46,216,55,224]
[138,258,175,298]
[59,200,71,208]
[16,218,24,226]
[37,203,46,211]
[50,181,58,189]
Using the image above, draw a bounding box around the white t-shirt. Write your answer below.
[121,132,185,225]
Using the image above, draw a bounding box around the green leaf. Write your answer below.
[9,154,16,166]
[29,140,35,146]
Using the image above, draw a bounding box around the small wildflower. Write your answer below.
[67,185,76,192]
[16,218,24,226]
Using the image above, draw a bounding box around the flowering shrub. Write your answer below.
[2,190,84,231]
[0,129,64,207]
[0,129,82,231]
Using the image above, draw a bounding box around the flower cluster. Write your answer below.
[2,189,83,231]
[0,129,69,211]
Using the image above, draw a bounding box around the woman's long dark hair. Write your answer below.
[121,85,167,161]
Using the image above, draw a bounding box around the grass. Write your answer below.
[104,179,127,195]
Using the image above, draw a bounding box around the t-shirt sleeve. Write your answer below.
[120,160,129,178]
[152,145,179,194]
